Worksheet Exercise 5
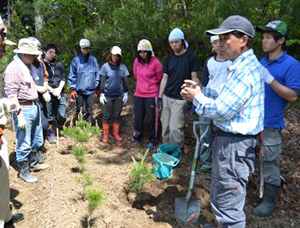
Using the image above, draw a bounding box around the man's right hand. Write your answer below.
[157,98,163,110]
[70,90,78,100]
[17,112,26,130]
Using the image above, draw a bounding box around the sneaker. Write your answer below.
[46,129,57,144]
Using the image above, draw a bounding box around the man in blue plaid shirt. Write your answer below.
[181,15,264,228]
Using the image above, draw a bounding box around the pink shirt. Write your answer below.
[4,61,38,101]
[133,57,163,98]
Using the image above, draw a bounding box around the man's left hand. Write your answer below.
[180,86,201,102]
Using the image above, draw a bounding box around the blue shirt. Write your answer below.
[193,49,264,135]
[260,52,300,129]
[100,62,129,97]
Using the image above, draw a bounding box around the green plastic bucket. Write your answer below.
[152,153,179,179]
[157,144,181,160]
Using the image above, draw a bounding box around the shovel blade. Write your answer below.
[175,197,201,224]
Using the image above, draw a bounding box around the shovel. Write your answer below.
[175,120,210,225]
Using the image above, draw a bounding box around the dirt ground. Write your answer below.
[3,94,300,228]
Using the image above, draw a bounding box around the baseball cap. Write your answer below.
[205,15,255,38]
[79,39,90,48]
[256,20,288,37]
[110,46,122,56]
[210,35,220,43]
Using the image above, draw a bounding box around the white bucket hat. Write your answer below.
[79,39,90,48]
[13,38,42,55]
[110,46,122,56]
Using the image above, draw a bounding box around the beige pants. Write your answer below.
[161,95,186,147]
[0,136,12,228]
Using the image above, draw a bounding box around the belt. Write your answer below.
[19,100,38,106]
[215,128,257,138]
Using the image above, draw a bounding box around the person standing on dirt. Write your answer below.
[132,39,163,149]
[0,16,24,227]
[198,35,231,173]
[252,21,300,217]
[158,28,199,152]
[181,15,264,228]
[43,43,67,144]
[68,39,100,123]
[4,38,50,183]
[99,46,129,143]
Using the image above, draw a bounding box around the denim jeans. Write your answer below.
[46,94,67,126]
[13,105,44,162]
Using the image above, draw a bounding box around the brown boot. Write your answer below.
[102,123,110,143]
[112,123,122,141]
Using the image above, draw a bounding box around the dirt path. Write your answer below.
[4,101,300,228]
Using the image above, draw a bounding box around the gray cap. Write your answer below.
[205,15,255,38]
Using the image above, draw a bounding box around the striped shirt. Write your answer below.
[193,49,264,135]
[4,60,38,101]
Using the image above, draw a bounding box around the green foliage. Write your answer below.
[86,187,105,215]
[76,173,94,188]
[71,146,87,164]
[130,149,154,192]
[61,118,101,143]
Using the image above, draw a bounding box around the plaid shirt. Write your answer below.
[193,49,264,135]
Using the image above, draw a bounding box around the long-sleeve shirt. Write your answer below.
[133,57,163,98]
[4,60,38,101]
[193,49,264,135]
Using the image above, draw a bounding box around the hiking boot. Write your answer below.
[5,213,24,225]
[30,162,50,172]
[18,161,38,183]
[112,123,122,141]
[102,123,110,143]
[46,129,56,144]
[252,182,281,217]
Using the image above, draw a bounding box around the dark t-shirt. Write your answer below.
[163,49,199,100]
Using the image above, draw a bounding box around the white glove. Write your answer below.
[17,112,26,129]
[99,93,107,105]
[36,85,48,94]
[52,87,62,97]
[42,91,51,102]
[122,92,128,104]
[262,67,274,84]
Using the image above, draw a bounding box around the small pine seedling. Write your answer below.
[71,146,88,164]
[86,187,104,224]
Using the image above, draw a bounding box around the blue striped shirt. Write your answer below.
[193,49,264,135]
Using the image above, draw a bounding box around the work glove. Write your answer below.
[157,98,163,110]
[95,89,101,97]
[70,90,78,100]
[122,92,128,105]
[36,85,48,94]
[17,112,26,130]
[42,91,51,102]
[52,87,62,97]
[99,93,107,105]
[262,67,274,84]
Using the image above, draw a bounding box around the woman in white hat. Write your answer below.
[132,39,163,149]
[99,46,129,143]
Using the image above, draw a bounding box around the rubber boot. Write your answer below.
[112,123,122,141]
[18,161,38,183]
[252,182,281,217]
[29,152,49,172]
[102,123,110,143]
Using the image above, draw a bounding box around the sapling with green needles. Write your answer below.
[130,149,154,192]
[86,187,104,227]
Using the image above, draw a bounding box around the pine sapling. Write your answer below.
[86,187,104,227]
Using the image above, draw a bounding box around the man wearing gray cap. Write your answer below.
[181,15,264,228]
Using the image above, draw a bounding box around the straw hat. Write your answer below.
[13,38,42,55]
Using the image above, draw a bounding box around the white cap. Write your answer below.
[79,39,90,48]
[13,38,42,55]
[110,46,122,56]
[210,35,220,43]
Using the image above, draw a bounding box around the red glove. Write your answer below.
[95,89,101,96]
[70,90,78,100]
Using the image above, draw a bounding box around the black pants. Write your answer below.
[102,96,123,123]
[133,96,158,143]
[76,93,95,122]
